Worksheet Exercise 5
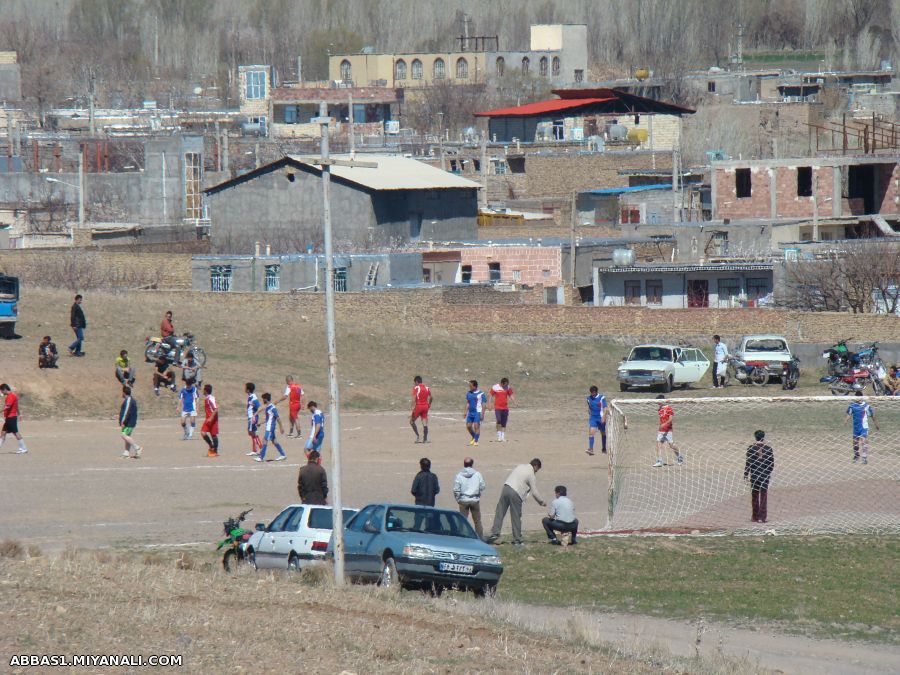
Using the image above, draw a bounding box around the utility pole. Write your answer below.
[78,151,84,230]
[348,91,355,159]
[569,189,577,289]
[88,69,96,136]
[812,172,819,241]
[312,102,376,586]
[480,133,488,211]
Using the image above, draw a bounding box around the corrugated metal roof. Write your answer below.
[584,183,672,195]
[287,154,481,191]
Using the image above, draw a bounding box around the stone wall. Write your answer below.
[525,151,673,199]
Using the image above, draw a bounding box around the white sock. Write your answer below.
[0,436,5,447]
[188,424,194,438]
[18,440,26,450]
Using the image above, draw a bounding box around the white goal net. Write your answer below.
[603,396,900,535]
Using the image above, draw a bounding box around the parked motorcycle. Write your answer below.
[724,355,769,386]
[145,332,207,367]
[781,356,801,390]
[822,339,854,376]
[821,364,884,396]
[217,508,253,572]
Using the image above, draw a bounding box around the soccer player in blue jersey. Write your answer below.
[305,400,326,457]
[464,380,487,446]
[255,392,286,463]
[177,378,199,440]
[245,382,262,457]
[845,391,878,464]
[586,385,609,455]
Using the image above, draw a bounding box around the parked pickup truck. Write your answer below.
[735,335,793,380]
[617,344,710,393]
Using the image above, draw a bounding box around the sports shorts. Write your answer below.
[657,431,673,443]
[2,417,18,434]
[121,426,134,436]
[247,419,258,434]
[853,431,869,439]
[305,431,325,451]
[289,404,301,421]
[411,405,430,421]
[180,410,196,418]
[264,430,278,442]
[201,420,218,435]
[465,412,481,425]
[494,409,509,427]
[589,417,605,431]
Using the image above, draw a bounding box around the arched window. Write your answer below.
[552,56,560,76]
[539,56,548,76]
[433,58,445,80]
[395,59,407,81]
[339,59,352,81]
[521,56,530,73]
[456,57,468,80]
[496,56,505,77]
[411,59,423,80]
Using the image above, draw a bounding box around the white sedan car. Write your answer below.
[617,344,710,393]
[245,504,358,571]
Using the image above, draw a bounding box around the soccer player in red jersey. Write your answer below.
[201,383,219,457]
[653,394,683,467]
[410,375,432,443]
[489,377,516,442]
[0,383,27,454]
[276,375,304,437]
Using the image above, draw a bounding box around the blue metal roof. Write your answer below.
[583,183,672,195]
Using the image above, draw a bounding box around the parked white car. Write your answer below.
[617,344,711,393]
[735,335,793,378]
[245,504,358,571]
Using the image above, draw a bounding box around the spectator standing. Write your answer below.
[409,375,432,443]
[486,458,546,548]
[489,377,515,442]
[453,457,486,538]
[411,457,440,506]
[115,350,135,385]
[297,450,328,504]
[0,383,27,454]
[542,485,579,545]
[38,336,59,369]
[118,385,141,459]
[845,391,878,464]
[68,294,86,357]
[712,335,728,388]
[743,430,774,523]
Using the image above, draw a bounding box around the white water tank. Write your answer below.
[612,248,635,266]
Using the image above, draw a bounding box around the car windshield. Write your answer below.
[746,339,787,352]
[385,507,479,539]
[307,508,357,530]
[629,347,673,362]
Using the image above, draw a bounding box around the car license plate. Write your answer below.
[438,562,474,574]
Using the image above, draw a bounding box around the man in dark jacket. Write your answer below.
[411,457,440,506]
[118,386,141,459]
[744,429,774,523]
[297,450,328,504]
[68,294,86,356]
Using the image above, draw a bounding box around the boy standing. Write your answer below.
[245,382,262,456]
[489,377,515,442]
[586,385,608,455]
[0,384,27,454]
[653,395,683,467]
[275,375,304,437]
[305,400,326,455]
[118,386,141,459]
[411,457,440,506]
[201,383,219,457]
[178,378,199,440]
[255,392,286,463]
[846,391,878,464]
[410,375,432,443]
[464,380,487,446]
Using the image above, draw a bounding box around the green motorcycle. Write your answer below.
[217,508,253,572]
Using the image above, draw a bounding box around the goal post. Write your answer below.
[602,396,900,535]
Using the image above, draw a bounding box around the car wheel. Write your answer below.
[474,583,497,599]
[378,556,400,591]
[619,383,629,392]
[287,553,300,572]
[662,376,673,393]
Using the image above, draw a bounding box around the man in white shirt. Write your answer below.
[542,485,579,545]
[453,457,487,538]
[713,335,728,388]
[486,458,546,548]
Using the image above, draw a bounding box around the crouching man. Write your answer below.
[542,485,579,546]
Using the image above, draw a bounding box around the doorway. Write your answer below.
[687,279,709,308]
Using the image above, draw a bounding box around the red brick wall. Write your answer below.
[459,246,562,285]
[772,165,835,218]
[880,163,900,215]
[716,166,773,220]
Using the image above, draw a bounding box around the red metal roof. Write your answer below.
[473,97,615,117]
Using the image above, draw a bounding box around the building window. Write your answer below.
[461,265,472,283]
[624,280,642,305]
[333,267,348,292]
[496,56,505,77]
[717,277,740,307]
[552,119,565,140]
[433,58,445,80]
[264,265,280,292]
[283,105,299,124]
[492,158,507,175]
[488,262,501,282]
[456,57,468,80]
[521,56,530,73]
[422,268,432,283]
[735,168,752,198]
[552,56,560,76]
[394,59,407,81]
[707,81,716,93]
[184,152,201,219]
[245,70,266,100]
[797,166,813,197]
[574,69,583,83]
[709,231,728,256]
[512,269,521,282]
[411,59,423,80]
[746,277,769,301]
[210,265,232,292]
[340,59,352,81]
[539,56,548,76]
[646,279,663,305]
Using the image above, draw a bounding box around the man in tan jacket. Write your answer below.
[486,458,546,547]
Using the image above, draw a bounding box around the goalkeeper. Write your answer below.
[653,395,684,467]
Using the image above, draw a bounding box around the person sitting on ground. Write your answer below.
[115,349,136,386]
[181,352,202,386]
[541,485,579,546]
[883,365,900,396]
[152,354,176,396]
[38,336,59,369]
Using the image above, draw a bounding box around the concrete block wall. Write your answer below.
[525,152,673,199]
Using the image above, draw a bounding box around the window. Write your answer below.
[496,56,505,77]
[521,56,530,73]
[347,505,376,532]
[488,262,501,282]
[574,69,583,83]
[552,119,565,140]
[707,81,716,93]
[411,59,423,80]
[539,56,548,76]
[797,166,812,197]
[307,508,356,530]
[210,265,232,292]
[333,267,347,292]
[339,59,352,81]
[735,168,752,198]
[512,269,521,282]
[461,265,472,283]
[746,277,769,301]
[492,158,507,175]
[456,57,468,80]
[266,507,298,533]
[184,152,201,219]
[394,59,407,81]
[245,70,266,100]
[717,277,740,307]
[708,231,728,256]
[646,279,663,305]
[624,280,642,305]
[552,56,560,76]
[284,507,306,532]
[264,264,280,292]
[433,58,445,80]
[422,268,432,283]
[283,105,299,124]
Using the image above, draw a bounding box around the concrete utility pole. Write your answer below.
[78,151,84,230]
[570,189,577,288]
[480,133,488,211]
[348,92,355,159]
[812,172,819,241]
[312,102,376,586]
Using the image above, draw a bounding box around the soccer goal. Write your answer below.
[602,396,900,535]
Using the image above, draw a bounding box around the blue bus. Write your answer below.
[0,274,18,338]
